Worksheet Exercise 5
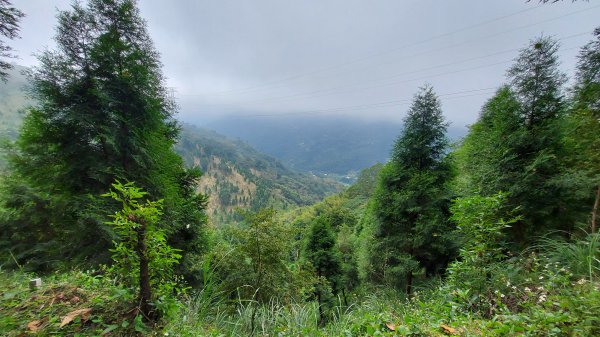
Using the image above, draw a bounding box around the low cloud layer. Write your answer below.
[11,0,600,130]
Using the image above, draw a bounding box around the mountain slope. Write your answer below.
[205,115,400,175]
[175,125,343,225]
[0,69,342,225]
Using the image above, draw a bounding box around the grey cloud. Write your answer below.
[11,0,600,131]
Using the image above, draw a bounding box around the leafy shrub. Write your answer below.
[446,193,520,315]
[103,181,184,318]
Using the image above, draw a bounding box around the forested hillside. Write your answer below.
[176,125,342,225]
[0,73,341,226]
[1,1,599,336]
[206,116,400,176]
[206,116,465,177]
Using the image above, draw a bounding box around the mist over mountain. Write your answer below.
[203,115,465,175]
[0,65,30,140]
[204,115,398,174]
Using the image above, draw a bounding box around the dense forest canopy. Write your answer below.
[0,1,599,336]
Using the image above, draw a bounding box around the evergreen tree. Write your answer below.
[454,86,522,197]
[504,36,572,240]
[457,36,582,243]
[1,0,207,276]
[336,223,359,306]
[508,37,566,130]
[568,27,600,232]
[0,0,24,82]
[370,85,454,294]
[305,215,342,324]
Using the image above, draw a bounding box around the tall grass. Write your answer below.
[536,232,600,281]
[164,234,600,336]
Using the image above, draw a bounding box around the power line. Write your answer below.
[232,87,499,118]
[208,43,584,119]
[194,3,599,98]
[199,4,545,96]
[201,3,599,98]
[189,32,588,108]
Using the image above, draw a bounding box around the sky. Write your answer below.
[9,0,600,131]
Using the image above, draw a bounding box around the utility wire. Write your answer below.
[232,87,499,118]
[201,3,599,98]
[190,33,587,108]
[216,44,582,119]
[199,5,545,96]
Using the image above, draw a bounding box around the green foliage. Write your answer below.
[504,36,578,239]
[176,126,342,225]
[536,233,600,282]
[453,87,522,196]
[336,224,360,296]
[4,10,600,337]
[103,181,183,316]
[0,270,152,336]
[0,0,24,82]
[446,193,520,314]
[211,209,306,304]
[508,36,566,128]
[370,85,455,292]
[164,244,600,336]
[456,36,587,245]
[344,163,383,200]
[566,27,600,233]
[1,0,207,276]
[450,194,519,263]
[305,216,343,322]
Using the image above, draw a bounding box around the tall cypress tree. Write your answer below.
[0,0,24,82]
[504,36,571,240]
[370,85,454,294]
[457,36,582,244]
[1,0,207,276]
[568,28,600,232]
[305,215,342,324]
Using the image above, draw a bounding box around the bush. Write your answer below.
[103,181,184,319]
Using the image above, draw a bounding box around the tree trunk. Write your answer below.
[406,271,413,296]
[341,288,348,307]
[592,185,599,234]
[136,222,154,320]
[316,288,324,326]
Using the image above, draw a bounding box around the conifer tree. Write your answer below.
[1,0,207,275]
[457,36,582,243]
[502,36,571,240]
[305,215,342,324]
[568,28,600,232]
[370,85,454,294]
[0,0,24,82]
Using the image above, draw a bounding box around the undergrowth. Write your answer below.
[2,234,598,336]
[0,270,162,336]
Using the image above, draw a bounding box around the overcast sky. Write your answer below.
[10,0,600,130]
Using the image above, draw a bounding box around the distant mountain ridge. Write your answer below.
[205,116,401,175]
[175,125,342,225]
[0,68,342,226]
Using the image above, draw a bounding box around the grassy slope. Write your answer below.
[0,270,163,336]
[2,248,598,336]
